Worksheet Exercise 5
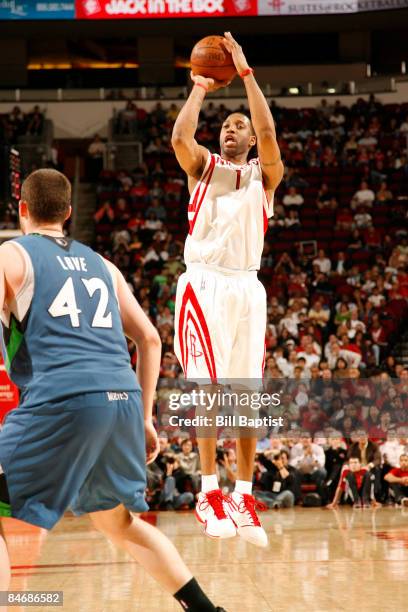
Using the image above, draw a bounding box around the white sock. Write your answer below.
[201,474,219,493]
[235,480,253,495]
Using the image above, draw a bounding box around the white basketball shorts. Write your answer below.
[174,264,266,381]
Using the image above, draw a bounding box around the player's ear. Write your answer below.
[249,134,257,149]
[65,206,72,222]
[19,200,29,218]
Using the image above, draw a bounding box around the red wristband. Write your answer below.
[240,68,254,79]
[194,82,208,93]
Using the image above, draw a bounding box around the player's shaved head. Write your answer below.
[21,169,71,224]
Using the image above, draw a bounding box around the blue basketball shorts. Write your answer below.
[0,391,148,529]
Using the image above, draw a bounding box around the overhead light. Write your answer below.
[327,88,336,94]
[288,87,299,95]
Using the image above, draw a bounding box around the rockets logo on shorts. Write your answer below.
[176,282,217,382]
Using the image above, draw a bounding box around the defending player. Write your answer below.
[0,169,226,612]
[172,33,284,547]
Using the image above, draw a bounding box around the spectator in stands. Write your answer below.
[216,448,237,494]
[290,436,326,500]
[87,134,106,180]
[285,209,301,228]
[0,211,17,230]
[380,430,408,468]
[118,100,139,134]
[145,197,167,221]
[282,186,304,208]
[347,433,382,502]
[255,451,296,508]
[176,438,200,492]
[313,249,331,275]
[354,209,373,229]
[94,200,115,224]
[308,300,330,330]
[351,180,375,209]
[26,105,44,136]
[384,454,408,506]
[327,457,373,508]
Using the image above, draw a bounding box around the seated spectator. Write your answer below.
[26,105,44,135]
[327,457,374,508]
[289,436,327,500]
[308,300,330,329]
[351,180,375,209]
[176,438,200,492]
[160,456,195,510]
[346,434,382,501]
[363,226,382,249]
[380,430,408,468]
[375,181,393,203]
[399,114,408,133]
[285,209,301,228]
[216,448,237,493]
[384,453,408,506]
[354,210,372,229]
[313,249,331,275]
[255,451,296,508]
[336,208,354,231]
[94,200,114,224]
[282,186,304,207]
[145,197,167,221]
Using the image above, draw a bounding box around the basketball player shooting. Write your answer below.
[172,32,284,547]
[0,169,226,612]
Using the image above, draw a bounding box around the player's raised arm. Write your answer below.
[171,73,223,179]
[223,32,284,192]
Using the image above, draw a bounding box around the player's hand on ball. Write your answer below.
[144,420,160,465]
[190,71,231,92]
[223,32,250,75]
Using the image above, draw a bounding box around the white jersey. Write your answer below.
[185,153,274,271]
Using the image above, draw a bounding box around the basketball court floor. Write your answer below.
[4,508,408,612]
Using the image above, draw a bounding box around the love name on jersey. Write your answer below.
[57,256,88,272]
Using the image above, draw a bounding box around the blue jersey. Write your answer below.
[1,234,140,408]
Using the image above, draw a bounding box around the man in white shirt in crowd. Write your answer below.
[380,429,408,468]
[290,436,327,498]
[352,180,375,208]
[313,249,331,275]
[283,186,304,207]
[308,300,330,329]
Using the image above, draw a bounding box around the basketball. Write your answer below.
[190,35,237,83]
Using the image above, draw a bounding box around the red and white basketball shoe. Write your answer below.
[195,489,237,539]
[227,492,268,547]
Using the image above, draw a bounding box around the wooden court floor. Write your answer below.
[3,507,408,612]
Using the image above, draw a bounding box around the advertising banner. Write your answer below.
[75,0,257,19]
[258,0,408,16]
[0,0,74,19]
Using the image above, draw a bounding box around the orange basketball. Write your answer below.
[190,35,236,83]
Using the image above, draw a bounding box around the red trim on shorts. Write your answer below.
[178,282,217,382]
[188,155,216,234]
